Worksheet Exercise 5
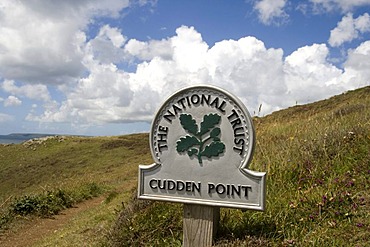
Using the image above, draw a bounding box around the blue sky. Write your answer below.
[0,0,369,136]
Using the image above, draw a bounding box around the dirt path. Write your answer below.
[0,196,105,247]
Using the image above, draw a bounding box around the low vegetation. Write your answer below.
[0,86,369,246]
[107,86,370,246]
[0,133,151,240]
[0,183,103,230]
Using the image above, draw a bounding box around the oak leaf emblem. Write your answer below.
[176,113,225,164]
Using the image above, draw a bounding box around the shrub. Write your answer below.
[9,189,74,217]
[0,183,104,230]
[106,189,182,247]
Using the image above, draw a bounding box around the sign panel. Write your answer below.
[138,85,266,210]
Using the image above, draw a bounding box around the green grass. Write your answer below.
[1,86,369,246]
[0,182,104,231]
[0,134,151,200]
[243,86,370,246]
[0,133,151,237]
[107,86,370,246]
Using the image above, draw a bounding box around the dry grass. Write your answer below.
[1,86,369,246]
[108,86,370,246]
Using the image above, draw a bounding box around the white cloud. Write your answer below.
[355,13,370,32]
[1,80,51,102]
[88,25,128,64]
[309,0,370,13]
[284,44,344,104]
[329,13,370,47]
[99,25,127,48]
[340,40,370,88]
[0,113,14,122]
[0,0,131,85]
[0,0,369,135]
[26,25,370,125]
[4,95,22,107]
[30,26,284,123]
[207,36,286,113]
[125,38,173,61]
[253,0,288,25]
[19,0,129,20]
[28,51,138,124]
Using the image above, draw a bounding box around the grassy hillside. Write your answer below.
[0,86,369,246]
[107,86,370,246]
[244,86,370,246]
[0,133,152,246]
[0,134,151,200]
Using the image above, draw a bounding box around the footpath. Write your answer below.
[0,196,104,247]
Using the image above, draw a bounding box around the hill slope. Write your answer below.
[0,134,151,200]
[0,86,369,246]
[0,133,152,246]
[107,86,370,246]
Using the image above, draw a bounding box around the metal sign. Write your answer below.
[138,85,266,210]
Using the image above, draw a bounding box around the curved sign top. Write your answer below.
[138,85,266,210]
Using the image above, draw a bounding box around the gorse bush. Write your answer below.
[10,189,73,216]
[0,182,104,230]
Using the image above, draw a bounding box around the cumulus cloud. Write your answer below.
[284,44,344,104]
[29,25,369,125]
[1,80,51,102]
[309,0,370,13]
[253,0,289,25]
[340,40,370,88]
[0,0,130,84]
[4,96,22,107]
[125,39,173,61]
[329,13,370,47]
[89,25,127,64]
[0,1,369,132]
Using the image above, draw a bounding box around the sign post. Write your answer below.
[183,204,219,246]
[139,85,266,246]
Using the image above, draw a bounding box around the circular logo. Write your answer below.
[150,85,255,169]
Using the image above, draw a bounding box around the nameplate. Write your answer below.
[138,85,266,210]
